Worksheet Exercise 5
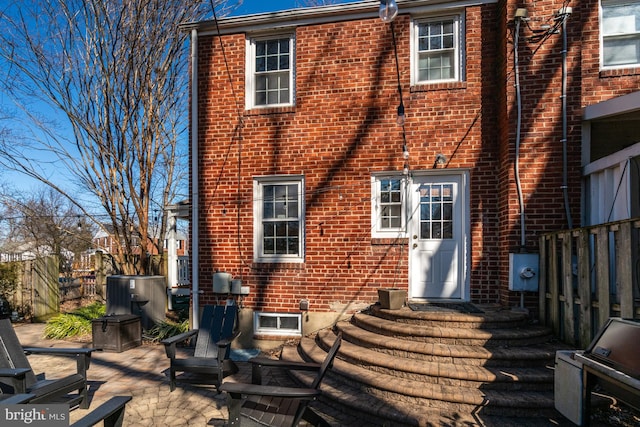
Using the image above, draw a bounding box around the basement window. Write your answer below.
[254,312,302,336]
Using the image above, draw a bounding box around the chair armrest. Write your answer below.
[0,394,36,404]
[23,347,95,356]
[0,368,31,393]
[216,330,241,349]
[23,347,95,379]
[70,396,132,427]
[249,356,321,385]
[249,356,321,371]
[161,329,198,359]
[220,382,321,400]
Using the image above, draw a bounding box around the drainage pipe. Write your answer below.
[514,16,526,249]
[560,8,573,229]
[190,29,200,329]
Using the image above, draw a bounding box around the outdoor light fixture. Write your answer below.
[397,101,405,125]
[379,0,399,23]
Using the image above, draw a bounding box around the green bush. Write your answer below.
[44,302,106,339]
[146,318,189,343]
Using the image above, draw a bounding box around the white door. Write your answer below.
[409,173,467,300]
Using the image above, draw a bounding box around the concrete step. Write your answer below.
[278,305,576,424]
[337,321,565,367]
[371,304,531,329]
[317,329,554,391]
[353,312,554,347]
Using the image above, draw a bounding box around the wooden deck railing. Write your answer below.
[539,217,640,348]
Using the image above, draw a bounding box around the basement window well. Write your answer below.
[254,312,302,337]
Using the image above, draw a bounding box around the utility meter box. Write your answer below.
[508,253,539,291]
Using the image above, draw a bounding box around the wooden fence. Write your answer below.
[539,217,640,348]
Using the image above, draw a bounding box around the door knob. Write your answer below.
[413,243,418,249]
[413,235,418,239]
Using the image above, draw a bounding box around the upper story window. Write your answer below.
[253,176,304,262]
[411,14,464,85]
[371,174,406,237]
[246,34,295,109]
[601,0,640,68]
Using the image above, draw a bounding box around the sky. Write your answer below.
[0,0,363,196]
[231,0,360,16]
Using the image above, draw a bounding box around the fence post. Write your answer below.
[595,227,610,330]
[576,228,592,349]
[561,231,575,345]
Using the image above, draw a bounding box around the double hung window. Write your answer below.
[412,15,463,84]
[601,0,640,68]
[246,35,294,108]
[254,176,304,262]
[371,175,406,237]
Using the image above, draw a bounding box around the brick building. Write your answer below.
[182,0,640,348]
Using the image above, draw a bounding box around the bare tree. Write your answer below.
[1,187,95,271]
[0,0,240,274]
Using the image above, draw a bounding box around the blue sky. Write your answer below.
[231,0,359,16]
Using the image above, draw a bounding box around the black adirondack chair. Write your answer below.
[0,317,95,409]
[70,395,132,427]
[220,332,342,427]
[162,304,240,392]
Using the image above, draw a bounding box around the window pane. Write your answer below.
[433,223,442,239]
[267,55,279,71]
[256,57,266,72]
[279,55,289,70]
[280,316,299,330]
[442,222,453,239]
[443,35,454,49]
[420,223,430,239]
[267,41,279,55]
[279,39,290,53]
[259,316,277,328]
[603,38,640,65]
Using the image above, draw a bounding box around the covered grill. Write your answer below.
[574,317,640,425]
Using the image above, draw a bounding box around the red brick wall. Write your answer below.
[193,0,621,313]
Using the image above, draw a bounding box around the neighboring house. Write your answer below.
[0,242,73,263]
[182,0,640,347]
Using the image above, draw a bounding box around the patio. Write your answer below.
[13,322,353,426]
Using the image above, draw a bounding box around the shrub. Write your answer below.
[44,302,106,339]
[145,318,189,343]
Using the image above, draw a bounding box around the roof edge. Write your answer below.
[180,0,497,35]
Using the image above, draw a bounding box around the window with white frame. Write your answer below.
[254,176,304,262]
[254,312,302,336]
[246,34,294,108]
[371,175,406,237]
[411,14,463,84]
[601,0,640,68]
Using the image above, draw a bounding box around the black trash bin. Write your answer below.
[92,314,142,352]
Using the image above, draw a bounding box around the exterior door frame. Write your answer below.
[407,169,470,301]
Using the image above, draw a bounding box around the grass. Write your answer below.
[44,302,106,339]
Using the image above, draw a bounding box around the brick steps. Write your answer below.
[279,304,573,425]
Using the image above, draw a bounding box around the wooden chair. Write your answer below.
[220,332,342,427]
[162,304,240,392]
[0,395,133,427]
[0,317,95,409]
[70,395,132,427]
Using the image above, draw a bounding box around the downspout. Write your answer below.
[514,15,526,250]
[190,29,200,329]
[559,7,573,229]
